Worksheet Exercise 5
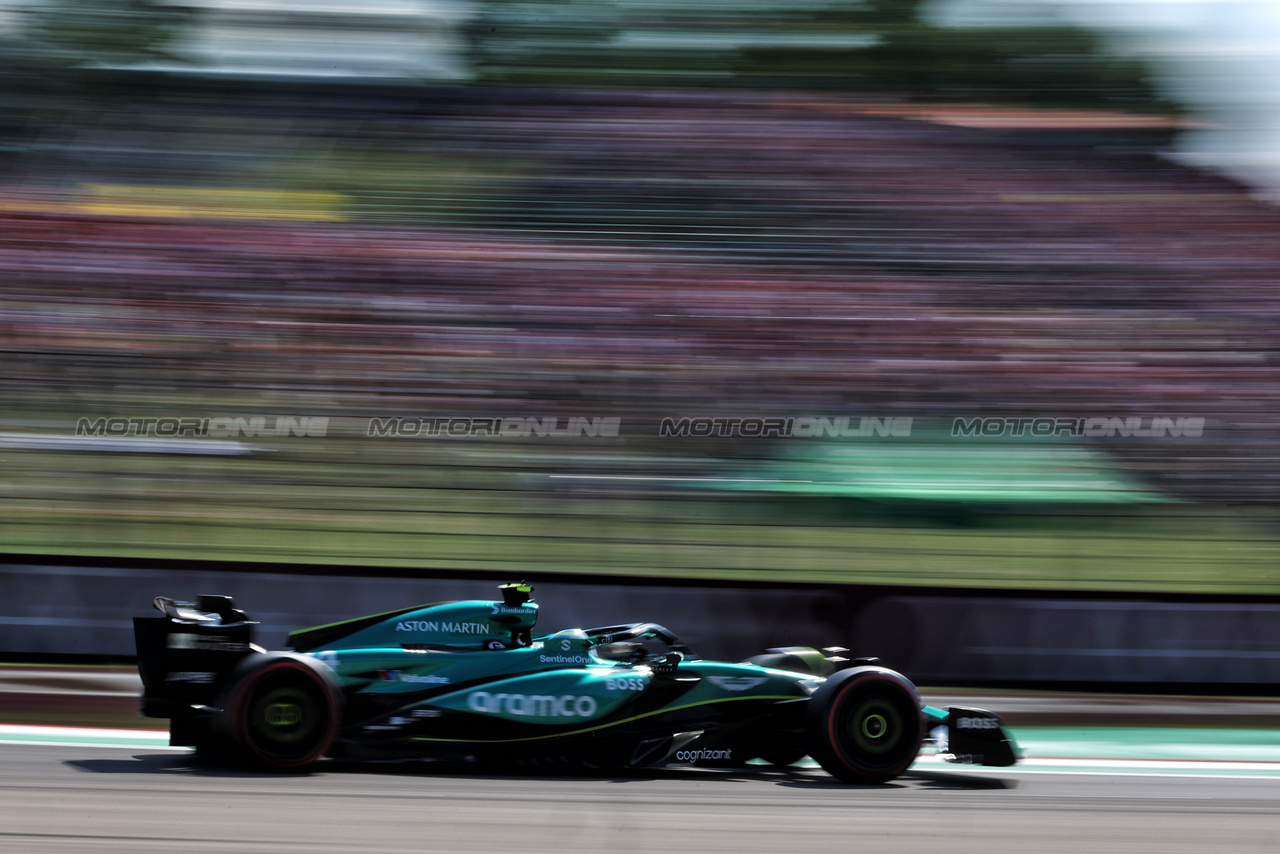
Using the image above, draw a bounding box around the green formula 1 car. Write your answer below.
[133,583,1018,782]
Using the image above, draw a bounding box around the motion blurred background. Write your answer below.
[3,0,1280,595]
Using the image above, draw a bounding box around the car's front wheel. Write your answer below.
[805,667,923,784]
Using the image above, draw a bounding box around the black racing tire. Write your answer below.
[805,667,923,784]
[220,654,340,771]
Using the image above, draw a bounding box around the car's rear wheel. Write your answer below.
[222,655,339,771]
[805,667,923,784]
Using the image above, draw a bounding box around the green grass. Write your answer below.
[4,399,1279,593]
[3,447,1280,592]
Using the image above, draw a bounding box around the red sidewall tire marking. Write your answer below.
[227,659,338,770]
[823,672,922,779]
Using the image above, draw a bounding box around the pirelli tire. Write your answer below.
[219,652,341,771]
[805,666,924,784]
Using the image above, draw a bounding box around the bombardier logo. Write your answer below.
[707,676,768,691]
[467,691,598,718]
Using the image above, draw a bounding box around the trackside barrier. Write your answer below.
[3,560,1280,688]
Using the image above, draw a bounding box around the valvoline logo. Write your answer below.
[380,670,450,684]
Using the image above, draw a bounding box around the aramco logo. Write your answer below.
[466,691,598,718]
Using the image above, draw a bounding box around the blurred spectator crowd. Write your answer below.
[3,89,1279,502]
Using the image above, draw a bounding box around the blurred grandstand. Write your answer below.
[0,1,1278,591]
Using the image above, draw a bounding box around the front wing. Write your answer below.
[923,704,1019,767]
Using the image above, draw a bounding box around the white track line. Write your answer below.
[6,726,1280,776]
[0,724,184,750]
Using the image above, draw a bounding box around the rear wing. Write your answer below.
[133,595,259,718]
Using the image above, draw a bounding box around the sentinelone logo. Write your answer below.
[367,417,620,438]
[952,417,1204,439]
[76,416,328,438]
[659,417,912,438]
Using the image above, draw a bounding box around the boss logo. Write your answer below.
[956,716,1000,729]
[605,678,646,691]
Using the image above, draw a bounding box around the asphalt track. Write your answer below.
[4,735,1280,854]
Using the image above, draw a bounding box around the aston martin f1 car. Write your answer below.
[133,584,1018,782]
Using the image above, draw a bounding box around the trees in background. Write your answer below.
[468,0,1173,111]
